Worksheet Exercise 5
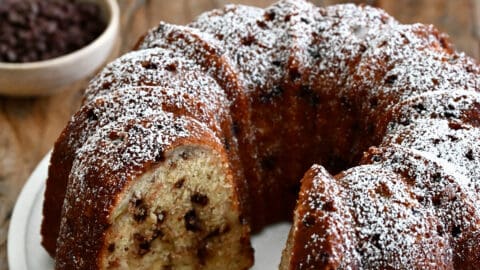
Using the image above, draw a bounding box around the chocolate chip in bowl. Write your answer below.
[0,0,120,96]
[0,0,107,63]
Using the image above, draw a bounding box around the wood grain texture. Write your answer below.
[1,0,478,269]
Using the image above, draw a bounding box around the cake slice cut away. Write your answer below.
[53,114,253,269]
[101,146,252,269]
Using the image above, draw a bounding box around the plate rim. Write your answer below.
[8,151,52,270]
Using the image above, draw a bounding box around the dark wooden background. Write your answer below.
[1,0,479,268]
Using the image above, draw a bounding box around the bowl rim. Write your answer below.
[0,0,120,70]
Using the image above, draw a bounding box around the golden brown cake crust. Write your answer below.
[41,0,480,269]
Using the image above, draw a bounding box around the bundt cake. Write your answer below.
[41,0,480,269]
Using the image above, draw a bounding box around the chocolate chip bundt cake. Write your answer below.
[41,0,480,269]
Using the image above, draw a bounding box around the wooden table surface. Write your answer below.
[1,0,479,268]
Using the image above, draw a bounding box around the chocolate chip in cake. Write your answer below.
[141,60,158,70]
[108,131,121,141]
[271,60,282,66]
[156,210,167,224]
[191,193,209,206]
[451,226,462,238]
[371,233,382,249]
[165,62,177,72]
[432,173,442,183]
[107,243,115,253]
[151,228,164,241]
[284,14,292,22]
[437,224,445,236]
[385,74,398,85]
[173,123,184,132]
[130,198,148,222]
[240,34,256,46]
[464,102,480,127]
[377,40,388,48]
[174,178,186,189]
[371,154,382,163]
[300,17,310,24]
[359,43,367,53]
[466,149,474,161]
[432,195,442,207]
[302,214,316,228]
[180,151,190,160]
[134,233,151,256]
[412,103,426,113]
[447,134,459,141]
[264,10,275,21]
[101,81,112,90]
[86,109,98,121]
[184,209,201,232]
[443,111,456,118]
[322,200,337,212]
[375,182,392,198]
[155,151,165,162]
[256,20,268,29]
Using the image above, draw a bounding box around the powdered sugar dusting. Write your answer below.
[84,48,229,108]
[339,165,452,268]
[190,2,294,94]
[350,21,480,119]
[82,86,227,141]
[365,146,480,242]
[286,2,480,267]
[70,113,192,184]
[305,4,396,93]
[56,112,219,269]
[383,90,480,194]
[296,142,480,268]
[49,0,480,268]
[297,164,359,269]
[135,22,249,104]
[302,163,454,268]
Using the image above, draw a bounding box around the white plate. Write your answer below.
[8,151,291,269]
